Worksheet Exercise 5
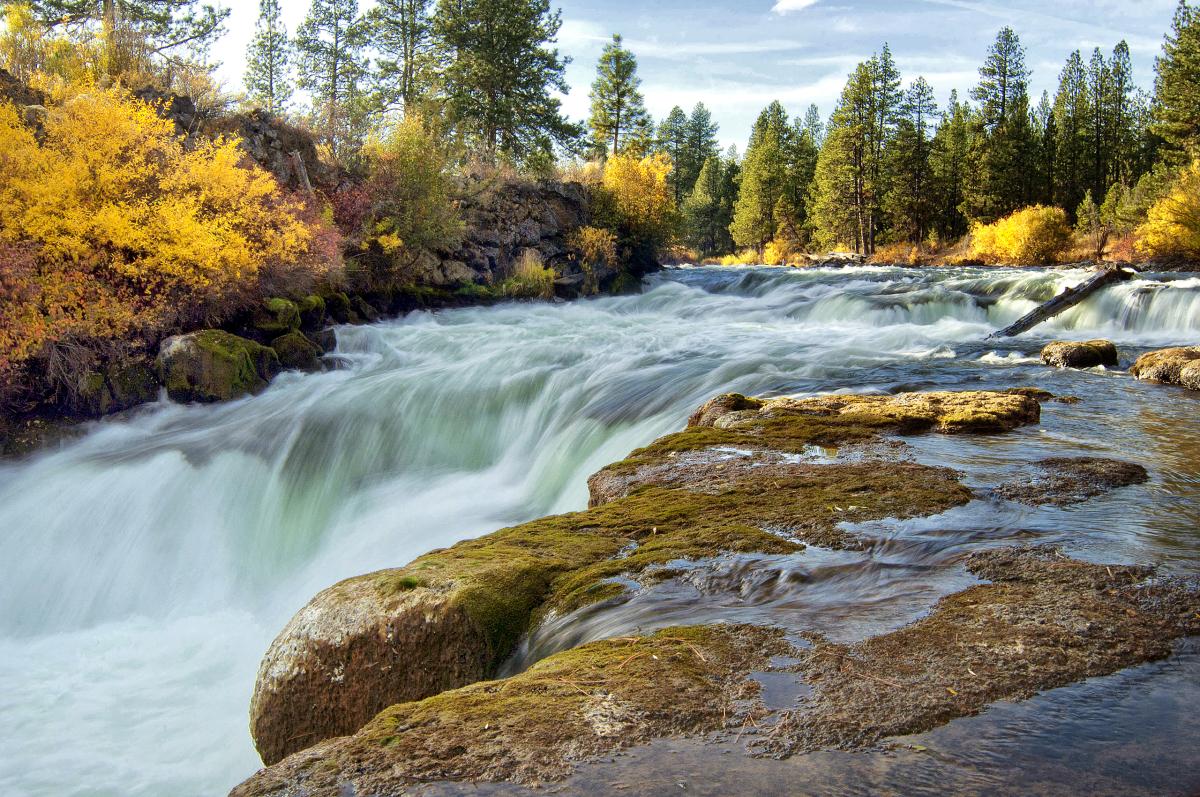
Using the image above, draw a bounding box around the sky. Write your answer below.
[210,0,1180,150]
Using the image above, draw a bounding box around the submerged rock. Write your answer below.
[1130,347,1200,391]
[233,548,1200,796]
[995,457,1149,506]
[156,330,279,403]
[1041,339,1118,369]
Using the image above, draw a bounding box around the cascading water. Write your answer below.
[2,265,1199,796]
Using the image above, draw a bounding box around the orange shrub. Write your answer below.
[597,152,675,249]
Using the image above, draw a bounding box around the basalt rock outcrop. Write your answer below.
[1041,339,1119,369]
[245,389,1040,767]
[1130,347,1200,391]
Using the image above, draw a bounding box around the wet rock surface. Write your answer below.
[1130,347,1200,391]
[156,330,280,403]
[762,546,1199,755]
[1041,339,1118,368]
[994,457,1149,506]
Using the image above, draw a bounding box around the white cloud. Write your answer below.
[772,0,820,14]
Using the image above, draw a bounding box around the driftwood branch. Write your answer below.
[988,267,1134,339]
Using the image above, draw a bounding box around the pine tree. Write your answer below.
[803,103,825,148]
[367,0,436,116]
[682,102,720,193]
[588,34,650,158]
[1053,50,1091,217]
[1106,41,1137,184]
[683,155,734,255]
[1153,0,1200,158]
[245,0,293,114]
[886,77,938,243]
[296,0,368,161]
[730,102,791,252]
[1033,91,1057,205]
[963,27,1035,222]
[24,0,228,73]
[1087,48,1112,198]
[929,90,971,239]
[434,0,580,159]
[657,106,689,202]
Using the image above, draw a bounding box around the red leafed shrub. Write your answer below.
[330,184,372,236]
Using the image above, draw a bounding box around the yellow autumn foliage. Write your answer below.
[0,88,329,384]
[971,206,1073,265]
[599,152,676,248]
[1137,160,1200,260]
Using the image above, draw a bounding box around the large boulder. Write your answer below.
[156,330,279,403]
[74,359,160,416]
[270,331,323,372]
[250,574,497,766]
[1041,339,1118,369]
[1130,347,1200,390]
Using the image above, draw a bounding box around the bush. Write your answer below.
[0,88,338,406]
[719,249,760,266]
[500,250,556,299]
[971,206,1073,265]
[1137,160,1200,260]
[568,226,617,294]
[359,114,464,288]
[596,152,675,251]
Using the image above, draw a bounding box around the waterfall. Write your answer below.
[1,265,1197,796]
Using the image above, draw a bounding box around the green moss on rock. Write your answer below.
[156,330,280,403]
[296,295,327,331]
[253,298,302,337]
[270,331,323,372]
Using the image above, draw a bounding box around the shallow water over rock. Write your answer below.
[2,265,1199,795]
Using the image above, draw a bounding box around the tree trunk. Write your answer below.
[988,267,1133,339]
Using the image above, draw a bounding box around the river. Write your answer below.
[2,265,1198,796]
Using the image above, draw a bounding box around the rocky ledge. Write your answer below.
[233,385,1197,797]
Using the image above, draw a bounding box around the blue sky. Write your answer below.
[210,0,1180,150]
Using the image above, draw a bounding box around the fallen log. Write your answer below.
[988,267,1134,339]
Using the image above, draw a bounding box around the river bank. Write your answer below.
[3,265,1199,796]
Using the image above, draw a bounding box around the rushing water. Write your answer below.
[2,266,1199,796]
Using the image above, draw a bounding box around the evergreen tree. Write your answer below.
[245,0,292,114]
[367,0,436,116]
[803,103,825,148]
[929,90,971,239]
[24,0,228,72]
[1033,90,1057,204]
[1053,50,1091,217]
[886,76,938,243]
[296,0,368,161]
[657,106,689,202]
[1087,47,1112,198]
[730,102,791,252]
[1153,0,1200,158]
[434,0,580,159]
[1106,41,1137,184]
[963,27,1035,222]
[683,102,720,193]
[588,33,650,157]
[683,155,734,255]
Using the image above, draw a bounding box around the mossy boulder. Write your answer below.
[74,359,159,416]
[1041,339,1118,368]
[1130,347,1200,390]
[252,298,301,337]
[234,548,1200,796]
[156,330,280,403]
[321,291,353,324]
[247,389,1039,766]
[296,295,327,332]
[270,331,323,372]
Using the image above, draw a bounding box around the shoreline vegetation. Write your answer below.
[3,1,1200,442]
